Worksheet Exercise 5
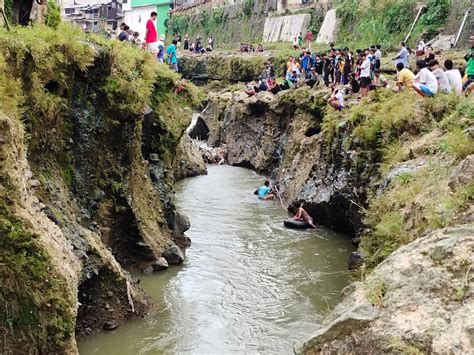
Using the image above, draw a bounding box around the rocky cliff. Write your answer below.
[190,82,473,352]
[298,225,474,354]
[0,25,204,353]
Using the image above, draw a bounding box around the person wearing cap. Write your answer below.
[157,34,165,63]
[145,12,158,57]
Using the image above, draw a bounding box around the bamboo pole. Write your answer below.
[454,8,470,47]
[404,5,425,43]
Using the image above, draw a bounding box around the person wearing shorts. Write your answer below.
[412,60,438,97]
[145,12,158,57]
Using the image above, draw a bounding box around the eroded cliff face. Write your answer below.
[298,226,474,354]
[0,26,203,353]
[191,83,473,353]
[192,87,372,234]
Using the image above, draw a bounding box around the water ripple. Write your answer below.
[78,165,354,355]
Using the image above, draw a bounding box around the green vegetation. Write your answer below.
[4,0,13,22]
[335,0,451,49]
[0,24,203,351]
[168,5,265,48]
[365,279,386,307]
[0,113,75,353]
[45,2,62,29]
[321,90,473,269]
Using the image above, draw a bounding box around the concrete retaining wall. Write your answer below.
[262,14,311,42]
[316,8,338,44]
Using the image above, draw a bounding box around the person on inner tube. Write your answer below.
[291,203,319,229]
[255,180,275,200]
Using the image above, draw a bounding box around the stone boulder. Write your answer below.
[298,226,474,354]
[152,257,169,271]
[449,154,474,190]
[171,211,191,234]
[172,134,207,181]
[162,245,185,264]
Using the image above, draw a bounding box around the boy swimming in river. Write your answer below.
[291,203,318,229]
[256,180,275,200]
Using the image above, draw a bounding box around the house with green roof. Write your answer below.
[123,0,171,39]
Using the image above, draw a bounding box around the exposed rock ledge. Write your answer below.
[297,226,474,354]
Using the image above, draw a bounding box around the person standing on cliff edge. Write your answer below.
[166,39,179,72]
[145,12,158,58]
[305,30,313,50]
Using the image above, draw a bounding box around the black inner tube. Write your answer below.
[284,219,309,229]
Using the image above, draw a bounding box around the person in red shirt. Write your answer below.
[145,11,158,57]
[305,30,313,50]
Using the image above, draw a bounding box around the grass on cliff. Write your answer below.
[0,25,203,351]
[0,115,75,353]
[321,89,473,269]
[335,0,452,50]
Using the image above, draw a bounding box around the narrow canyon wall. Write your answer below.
[0,25,203,353]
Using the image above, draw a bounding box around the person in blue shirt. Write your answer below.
[166,39,178,72]
[394,41,410,70]
[256,180,275,200]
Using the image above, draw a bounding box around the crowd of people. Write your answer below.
[244,35,474,111]
[109,12,179,71]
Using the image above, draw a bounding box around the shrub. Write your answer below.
[45,2,61,29]
[243,0,254,17]
[418,0,451,37]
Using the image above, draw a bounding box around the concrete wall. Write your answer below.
[315,8,338,44]
[262,13,311,42]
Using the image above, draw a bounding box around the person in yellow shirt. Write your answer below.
[395,62,415,92]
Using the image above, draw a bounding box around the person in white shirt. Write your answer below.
[428,60,451,94]
[412,60,438,97]
[360,52,371,97]
[328,86,344,111]
[443,59,463,94]
[416,40,426,57]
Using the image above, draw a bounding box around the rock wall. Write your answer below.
[0,26,202,353]
[298,226,474,354]
[195,87,371,234]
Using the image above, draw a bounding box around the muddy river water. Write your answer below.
[79,165,354,354]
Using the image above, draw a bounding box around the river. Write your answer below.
[78,165,354,354]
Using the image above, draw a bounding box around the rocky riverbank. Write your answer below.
[188,81,473,352]
[0,26,205,353]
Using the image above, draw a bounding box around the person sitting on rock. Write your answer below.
[345,72,360,94]
[244,84,256,96]
[255,76,268,92]
[255,180,275,200]
[267,77,281,94]
[305,67,318,88]
[369,69,389,90]
[328,86,344,111]
[291,203,318,229]
[289,70,301,88]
